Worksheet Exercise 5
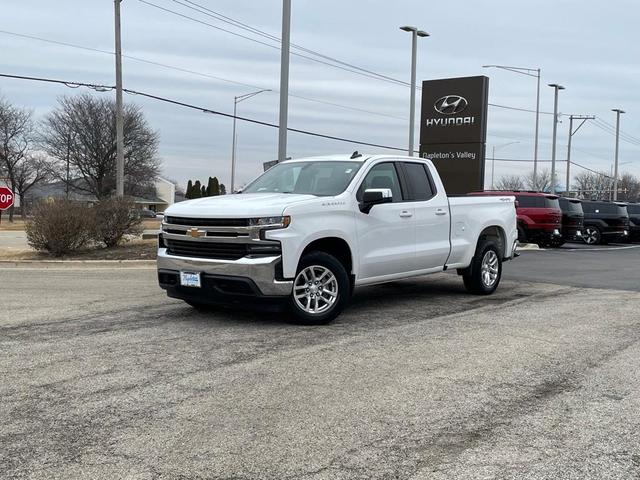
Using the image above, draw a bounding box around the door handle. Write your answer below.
[399,211,413,218]
[435,209,448,216]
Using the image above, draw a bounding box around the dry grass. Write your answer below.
[0,239,157,261]
[0,217,160,232]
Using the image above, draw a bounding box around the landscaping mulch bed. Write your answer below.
[0,239,157,261]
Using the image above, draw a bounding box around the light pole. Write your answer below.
[114,0,124,197]
[400,26,429,156]
[612,108,625,201]
[548,83,565,194]
[491,141,519,189]
[565,115,594,195]
[231,89,271,192]
[483,65,541,184]
[277,0,291,162]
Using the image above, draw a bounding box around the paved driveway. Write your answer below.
[2,254,640,479]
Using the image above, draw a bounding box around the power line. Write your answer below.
[138,0,410,88]
[170,0,410,87]
[0,29,404,120]
[0,72,408,152]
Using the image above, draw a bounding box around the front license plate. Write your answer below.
[180,271,201,288]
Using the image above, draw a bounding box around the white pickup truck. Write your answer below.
[158,153,518,324]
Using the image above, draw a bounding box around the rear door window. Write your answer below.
[401,162,435,201]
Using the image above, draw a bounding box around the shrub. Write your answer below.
[93,196,143,248]
[25,200,95,256]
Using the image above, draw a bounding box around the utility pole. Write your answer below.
[565,115,594,195]
[483,65,541,184]
[114,0,125,197]
[612,108,625,201]
[277,0,291,162]
[548,83,565,194]
[400,26,429,156]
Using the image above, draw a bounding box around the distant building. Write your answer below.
[26,177,178,212]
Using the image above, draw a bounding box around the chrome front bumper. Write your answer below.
[157,248,293,296]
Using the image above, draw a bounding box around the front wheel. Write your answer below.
[289,251,350,325]
[463,241,502,295]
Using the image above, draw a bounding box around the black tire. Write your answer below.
[185,300,214,312]
[289,251,350,325]
[517,226,527,243]
[463,239,502,295]
[583,226,602,245]
[550,238,566,248]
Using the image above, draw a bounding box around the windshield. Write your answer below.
[243,161,362,196]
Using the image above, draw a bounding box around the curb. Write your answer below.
[0,259,156,268]
[517,243,541,251]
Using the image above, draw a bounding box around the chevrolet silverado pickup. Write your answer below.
[158,154,518,324]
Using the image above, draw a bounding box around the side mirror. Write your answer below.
[360,188,393,213]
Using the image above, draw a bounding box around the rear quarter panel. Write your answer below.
[447,196,518,267]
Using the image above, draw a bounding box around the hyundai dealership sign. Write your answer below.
[420,76,489,194]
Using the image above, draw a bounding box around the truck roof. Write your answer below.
[280,153,427,164]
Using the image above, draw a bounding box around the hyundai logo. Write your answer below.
[434,95,469,115]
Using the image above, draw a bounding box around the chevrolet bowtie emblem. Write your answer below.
[187,228,205,238]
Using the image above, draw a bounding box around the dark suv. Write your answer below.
[626,203,640,242]
[581,200,629,245]
[556,197,584,246]
[469,191,562,247]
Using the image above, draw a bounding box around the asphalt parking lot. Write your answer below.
[2,245,640,479]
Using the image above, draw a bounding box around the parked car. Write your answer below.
[581,200,629,245]
[469,191,562,247]
[625,203,640,242]
[138,208,158,219]
[157,154,518,324]
[556,197,584,246]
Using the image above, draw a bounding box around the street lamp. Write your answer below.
[612,108,625,201]
[490,141,519,189]
[483,65,541,184]
[231,89,271,192]
[400,26,429,156]
[548,83,565,194]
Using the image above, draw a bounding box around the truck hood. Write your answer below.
[165,193,318,218]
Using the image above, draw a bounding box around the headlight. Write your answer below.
[249,216,291,228]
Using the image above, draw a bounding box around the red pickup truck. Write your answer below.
[470,191,562,247]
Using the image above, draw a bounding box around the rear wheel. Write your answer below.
[289,251,350,325]
[463,240,502,295]
[583,226,601,245]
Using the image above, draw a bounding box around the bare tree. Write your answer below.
[0,97,34,221]
[524,168,553,192]
[40,94,160,199]
[495,174,525,191]
[13,153,50,217]
[572,171,612,200]
[617,172,640,202]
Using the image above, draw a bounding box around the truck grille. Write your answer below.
[165,216,249,227]
[166,239,249,260]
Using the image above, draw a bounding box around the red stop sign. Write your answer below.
[0,187,14,210]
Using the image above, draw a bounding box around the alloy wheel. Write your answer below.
[293,265,338,315]
[480,250,499,287]
[584,227,599,245]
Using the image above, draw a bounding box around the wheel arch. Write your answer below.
[476,225,507,259]
[300,236,354,276]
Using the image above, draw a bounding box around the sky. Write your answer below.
[1,0,640,192]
